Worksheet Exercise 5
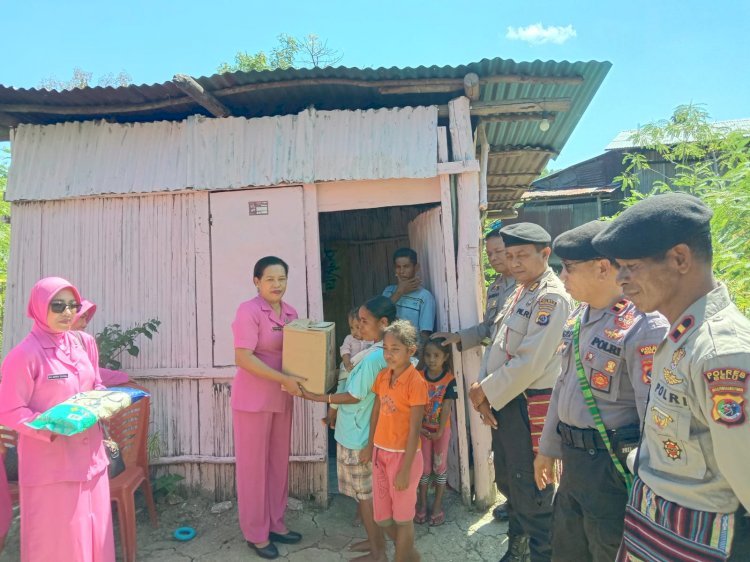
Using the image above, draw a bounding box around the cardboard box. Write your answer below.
[282,319,337,394]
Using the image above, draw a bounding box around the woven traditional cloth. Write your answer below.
[616,477,735,562]
[526,392,551,455]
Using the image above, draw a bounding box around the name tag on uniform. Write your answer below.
[272,326,283,332]
[48,373,68,380]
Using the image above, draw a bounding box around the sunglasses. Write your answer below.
[49,300,83,314]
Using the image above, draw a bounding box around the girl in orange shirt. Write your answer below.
[414,337,456,526]
[365,320,428,562]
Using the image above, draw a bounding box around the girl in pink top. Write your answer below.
[72,300,130,387]
[0,277,114,562]
[231,256,305,560]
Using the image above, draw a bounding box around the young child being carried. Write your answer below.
[364,320,427,562]
[414,337,456,526]
[340,307,374,378]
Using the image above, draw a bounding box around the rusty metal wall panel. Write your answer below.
[7,106,438,202]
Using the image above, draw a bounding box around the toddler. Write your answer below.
[340,307,374,377]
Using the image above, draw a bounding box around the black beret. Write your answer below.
[553,220,609,261]
[591,192,713,259]
[500,222,552,247]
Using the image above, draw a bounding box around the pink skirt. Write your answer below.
[20,470,115,562]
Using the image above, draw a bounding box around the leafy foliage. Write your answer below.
[218,33,343,73]
[153,473,185,500]
[95,319,161,370]
[614,104,750,314]
[39,68,132,91]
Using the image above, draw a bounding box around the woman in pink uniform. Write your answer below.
[0,277,114,562]
[72,300,130,387]
[232,256,305,560]
[0,440,11,554]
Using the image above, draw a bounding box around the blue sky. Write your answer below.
[3,0,749,169]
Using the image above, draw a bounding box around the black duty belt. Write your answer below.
[557,421,614,451]
[525,388,552,397]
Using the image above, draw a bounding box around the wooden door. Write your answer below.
[408,205,470,500]
[210,187,308,367]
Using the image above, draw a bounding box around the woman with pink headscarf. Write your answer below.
[0,277,115,561]
[72,300,130,387]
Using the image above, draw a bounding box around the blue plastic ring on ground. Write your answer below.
[173,527,196,541]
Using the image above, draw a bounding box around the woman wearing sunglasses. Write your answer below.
[0,277,115,562]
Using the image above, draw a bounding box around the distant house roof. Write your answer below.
[522,186,617,201]
[0,57,611,213]
[605,118,750,151]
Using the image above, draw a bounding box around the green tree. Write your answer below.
[615,104,750,314]
[218,33,343,73]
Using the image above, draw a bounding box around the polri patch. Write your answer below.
[670,316,695,342]
[703,367,748,426]
[590,371,611,393]
[641,357,653,384]
[605,360,617,374]
[535,311,550,326]
[47,373,68,380]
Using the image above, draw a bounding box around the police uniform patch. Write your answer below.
[604,360,617,374]
[641,357,654,384]
[584,351,595,363]
[614,311,635,329]
[590,371,611,393]
[663,439,682,460]
[670,315,695,342]
[535,311,550,326]
[527,281,540,293]
[662,347,686,385]
[663,368,684,386]
[651,406,674,429]
[610,299,628,314]
[604,328,623,341]
[703,368,748,426]
[639,344,658,384]
[535,298,557,326]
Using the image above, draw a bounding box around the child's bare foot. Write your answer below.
[349,539,371,552]
[351,552,387,562]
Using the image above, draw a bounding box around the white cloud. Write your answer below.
[506,23,577,45]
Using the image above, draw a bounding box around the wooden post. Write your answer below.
[302,183,329,507]
[463,73,480,101]
[437,126,472,505]
[448,96,495,508]
[478,124,489,212]
[173,74,232,118]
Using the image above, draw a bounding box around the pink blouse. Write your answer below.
[0,330,109,486]
[231,296,298,413]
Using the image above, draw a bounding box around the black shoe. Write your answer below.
[499,534,530,562]
[248,541,279,559]
[269,530,302,544]
[493,501,509,521]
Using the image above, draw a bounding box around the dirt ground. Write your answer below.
[0,489,509,561]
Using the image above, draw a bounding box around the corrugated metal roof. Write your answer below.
[0,57,611,211]
[606,118,750,150]
[522,186,616,200]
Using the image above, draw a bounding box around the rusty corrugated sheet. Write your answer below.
[6,106,437,201]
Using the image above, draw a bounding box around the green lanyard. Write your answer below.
[572,316,633,493]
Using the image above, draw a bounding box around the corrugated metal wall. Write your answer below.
[7,107,438,202]
[4,193,232,499]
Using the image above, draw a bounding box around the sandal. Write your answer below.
[414,506,428,524]
[429,510,446,526]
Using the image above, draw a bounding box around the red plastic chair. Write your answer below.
[103,384,158,562]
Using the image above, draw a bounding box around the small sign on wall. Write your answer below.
[248,201,269,216]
